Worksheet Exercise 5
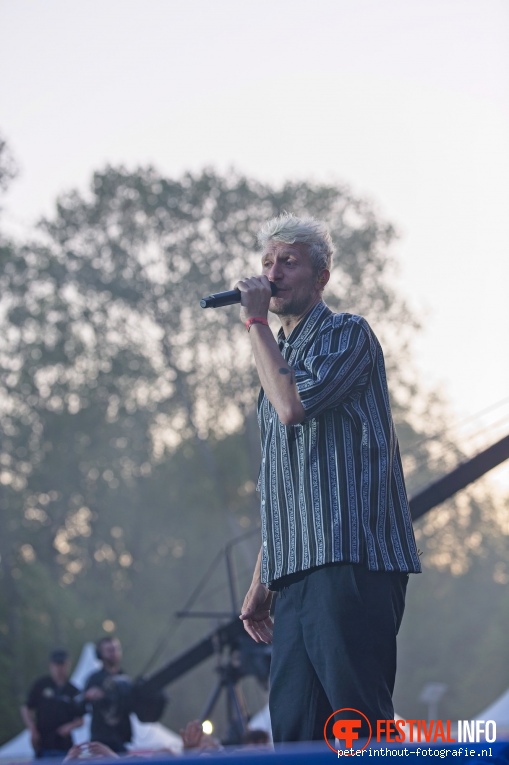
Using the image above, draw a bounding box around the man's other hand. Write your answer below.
[240,582,274,644]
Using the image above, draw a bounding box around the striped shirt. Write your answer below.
[257,301,421,588]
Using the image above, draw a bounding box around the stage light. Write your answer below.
[202,720,213,735]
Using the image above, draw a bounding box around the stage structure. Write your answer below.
[132,531,271,745]
[409,434,509,520]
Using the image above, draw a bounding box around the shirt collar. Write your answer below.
[277,301,331,350]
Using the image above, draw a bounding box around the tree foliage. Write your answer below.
[0,161,420,595]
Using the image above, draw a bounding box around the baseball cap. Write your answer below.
[49,649,69,664]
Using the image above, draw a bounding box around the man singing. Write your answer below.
[237,213,421,743]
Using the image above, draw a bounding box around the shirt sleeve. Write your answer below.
[292,315,374,420]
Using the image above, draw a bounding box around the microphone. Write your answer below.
[200,282,278,309]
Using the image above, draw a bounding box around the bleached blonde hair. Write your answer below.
[258,213,334,273]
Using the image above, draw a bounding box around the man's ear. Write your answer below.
[317,269,330,291]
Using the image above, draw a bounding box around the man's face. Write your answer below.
[261,241,327,319]
[49,660,70,685]
[100,638,122,667]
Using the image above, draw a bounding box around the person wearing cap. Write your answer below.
[21,650,83,759]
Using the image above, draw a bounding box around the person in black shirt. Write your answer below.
[21,649,83,759]
[83,637,133,754]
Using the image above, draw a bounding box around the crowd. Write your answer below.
[20,639,269,761]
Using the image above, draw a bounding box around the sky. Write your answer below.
[1,0,508,481]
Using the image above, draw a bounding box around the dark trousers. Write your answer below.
[269,563,408,743]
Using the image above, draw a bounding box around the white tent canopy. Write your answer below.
[476,688,509,737]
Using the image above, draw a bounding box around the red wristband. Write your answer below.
[245,317,269,332]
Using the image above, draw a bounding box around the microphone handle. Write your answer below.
[200,289,241,309]
[200,282,278,309]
